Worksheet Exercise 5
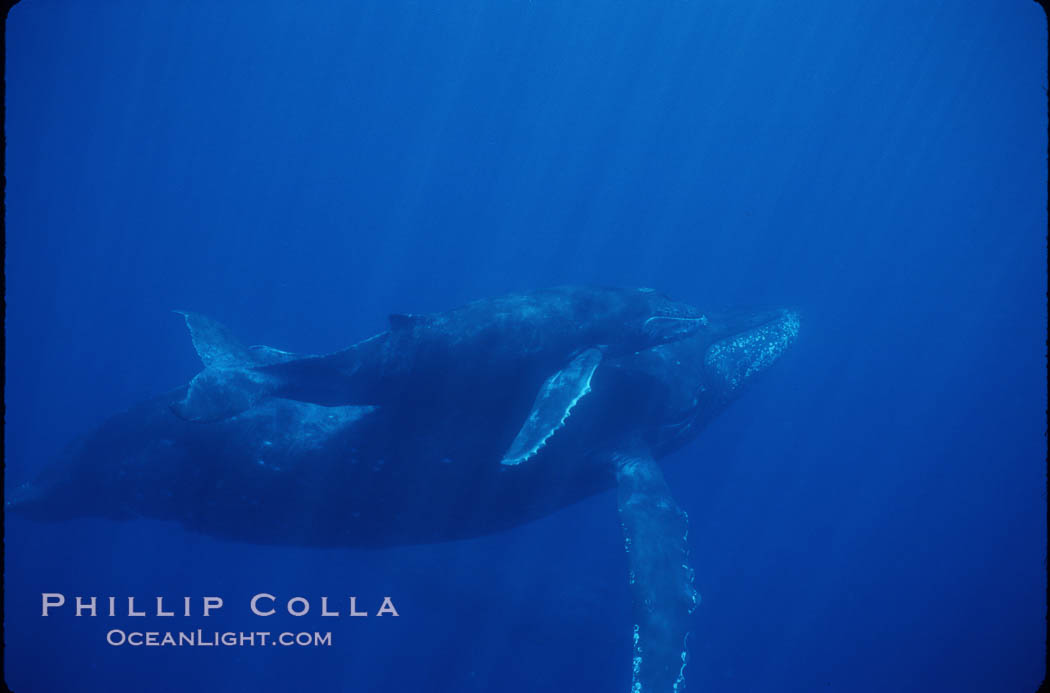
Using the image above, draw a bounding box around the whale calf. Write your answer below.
[170,286,709,448]
[9,288,800,692]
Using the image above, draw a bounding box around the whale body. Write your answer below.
[9,287,800,693]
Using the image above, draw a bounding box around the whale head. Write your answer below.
[604,307,801,454]
[700,307,801,394]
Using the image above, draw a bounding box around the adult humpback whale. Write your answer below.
[9,288,800,693]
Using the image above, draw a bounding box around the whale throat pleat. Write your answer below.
[500,348,602,466]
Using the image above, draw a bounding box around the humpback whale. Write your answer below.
[8,287,800,693]
[169,286,709,451]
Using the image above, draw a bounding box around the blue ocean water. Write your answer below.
[3,1,1045,691]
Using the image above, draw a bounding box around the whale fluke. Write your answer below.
[170,367,276,422]
[246,344,304,365]
[170,312,286,422]
[174,311,256,369]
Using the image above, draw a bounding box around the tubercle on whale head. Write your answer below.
[700,308,801,393]
[622,306,800,456]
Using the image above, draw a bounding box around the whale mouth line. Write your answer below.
[644,315,708,326]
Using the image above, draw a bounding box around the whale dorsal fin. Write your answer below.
[174,311,255,369]
[500,348,602,466]
[388,313,423,330]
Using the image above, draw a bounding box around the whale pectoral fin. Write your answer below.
[170,366,276,422]
[500,348,603,466]
[615,451,698,693]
